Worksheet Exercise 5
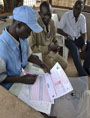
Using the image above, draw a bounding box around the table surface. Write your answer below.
[0,86,44,118]
[0,18,12,34]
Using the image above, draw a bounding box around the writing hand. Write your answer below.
[23,74,38,84]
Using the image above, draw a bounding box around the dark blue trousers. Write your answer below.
[65,36,87,76]
[83,40,90,71]
[0,83,13,90]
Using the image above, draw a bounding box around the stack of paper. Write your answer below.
[18,62,73,114]
[18,75,52,114]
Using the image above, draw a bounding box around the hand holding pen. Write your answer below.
[22,68,38,84]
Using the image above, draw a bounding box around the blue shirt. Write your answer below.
[0,28,31,89]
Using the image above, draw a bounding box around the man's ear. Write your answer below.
[16,21,22,29]
[39,11,42,16]
[38,11,40,15]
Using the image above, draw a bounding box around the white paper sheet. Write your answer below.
[18,84,52,114]
[18,62,73,114]
[45,62,73,100]
[28,74,54,104]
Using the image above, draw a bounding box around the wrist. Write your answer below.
[85,40,87,45]
[40,62,44,68]
[48,44,51,51]
[66,35,70,39]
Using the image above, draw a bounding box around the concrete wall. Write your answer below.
[0,18,12,34]
[53,8,90,40]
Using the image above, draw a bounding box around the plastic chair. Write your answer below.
[52,13,69,61]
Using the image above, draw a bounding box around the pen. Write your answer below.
[22,68,32,75]
[23,71,32,75]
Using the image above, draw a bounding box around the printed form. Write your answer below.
[18,83,52,114]
[45,62,73,100]
[18,62,73,114]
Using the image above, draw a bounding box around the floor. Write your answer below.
[65,53,90,89]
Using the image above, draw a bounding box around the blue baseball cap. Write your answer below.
[11,6,43,33]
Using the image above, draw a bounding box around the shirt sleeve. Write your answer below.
[30,32,49,54]
[0,58,7,82]
[81,15,87,34]
[58,13,66,29]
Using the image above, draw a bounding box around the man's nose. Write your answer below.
[45,15,50,19]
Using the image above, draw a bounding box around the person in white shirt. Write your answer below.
[57,0,87,76]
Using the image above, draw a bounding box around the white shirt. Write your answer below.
[58,10,87,39]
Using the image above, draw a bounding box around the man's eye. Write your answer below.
[48,13,51,16]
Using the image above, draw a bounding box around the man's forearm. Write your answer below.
[28,54,43,67]
[2,74,37,84]
[2,76,24,83]
[81,33,87,44]
[57,28,68,38]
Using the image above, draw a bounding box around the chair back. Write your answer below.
[52,13,59,30]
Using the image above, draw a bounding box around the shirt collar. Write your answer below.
[5,27,19,47]
[1,27,20,51]
[71,10,74,19]
[38,16,51,33]
[71,10,81,21]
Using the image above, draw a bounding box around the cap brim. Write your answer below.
[28,23,43,33]
[9,16,43,33]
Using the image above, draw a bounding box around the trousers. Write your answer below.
[0,83,13,90]
[83,40,90,72]
[65,36,87,76]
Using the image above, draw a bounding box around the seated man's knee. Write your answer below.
[65,39,78,52]
[65,39,74,48]
[86,40,90,50]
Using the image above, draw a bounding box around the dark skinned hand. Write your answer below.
[81,44,87,52]
[40,63,51,74]
[48,43,60,52]
[22,74,38,84]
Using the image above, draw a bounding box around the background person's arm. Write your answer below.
[28,54,50,73]
[81,33,87,52]
[57,28,73,40]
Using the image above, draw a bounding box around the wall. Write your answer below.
[53,8,90,40]
[0,18,12,34]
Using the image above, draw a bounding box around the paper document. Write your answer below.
[18,64,52,114]
[18,84,52,114]
[18,62,73,114]
[28,74,54,103]
[45,62,73,100]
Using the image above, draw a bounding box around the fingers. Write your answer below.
[40,63,51,74]
[32,74,38,77]
[24,74,38,84]
[30,76,37,84]
[57,46,60,52]
[44,68,51,74]
[81,45,87,52]
[43,65,51,74]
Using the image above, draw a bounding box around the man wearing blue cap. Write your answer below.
[0,6,50,90]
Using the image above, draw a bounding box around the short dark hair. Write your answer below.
[40,1,51,11]
[74,0,84,9]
